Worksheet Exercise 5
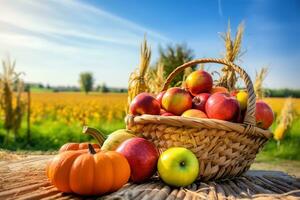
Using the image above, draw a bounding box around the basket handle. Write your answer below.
[161,58,256,126]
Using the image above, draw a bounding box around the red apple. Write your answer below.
[182,109,207,119]
[255,100,274,129]
[236,109,245,123]
[130,92,160,115]
[161,112,175,116]
[116,138,159,183]
[205,93,240,121]
[162,87,192,115]
[210,86,229,94]
[156,91,166,106]
[160,109,167,115]
[192,93,211,112]
[186,70,213,95]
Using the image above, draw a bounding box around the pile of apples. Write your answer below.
[130,69,274,130]
[117,137,199,187]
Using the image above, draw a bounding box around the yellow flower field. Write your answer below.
[264,98,300,114]
[1,93,297,126]
[27,93,299,125]
[29,92,128,125]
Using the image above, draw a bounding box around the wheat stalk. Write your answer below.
[181,67,193,87]
[274,98,295,142]
[199,63,205,70]
[147,61,165,94]
[127,36,151,112]
[218,21,244,91]
[254,67,268,99]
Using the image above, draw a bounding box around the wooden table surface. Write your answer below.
[0,155,299,200]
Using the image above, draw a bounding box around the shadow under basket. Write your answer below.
[126,58,273,181]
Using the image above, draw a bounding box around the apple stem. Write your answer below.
[180,161,185,167]
[88,144,97,154]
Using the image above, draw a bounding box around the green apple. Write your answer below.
[157,147,199,187]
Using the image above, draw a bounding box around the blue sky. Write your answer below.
[0,0,299,88]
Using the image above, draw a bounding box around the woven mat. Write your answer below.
[0,156,299,200]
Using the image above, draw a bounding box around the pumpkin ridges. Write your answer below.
[106,151,131,192]
[48,151,83,193]
[69,153,95,195]
[92,153,114,195]
[79,142,101,150]
[59,143,100,153]
[78,142,89,150]
[59,143,79,153]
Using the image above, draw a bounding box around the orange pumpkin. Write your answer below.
[210,86,229,94]
[59,142,100,153]
[47,144,130,195]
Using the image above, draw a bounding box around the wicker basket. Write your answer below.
[126,58,272,181]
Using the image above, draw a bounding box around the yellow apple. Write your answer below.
[236,90,248,111]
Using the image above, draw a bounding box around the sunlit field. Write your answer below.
[0,93,299,160]
[264,98,300,114]
[0,92,128,151]
[29,92,127,125]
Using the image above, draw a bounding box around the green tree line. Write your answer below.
[265,88,300,98]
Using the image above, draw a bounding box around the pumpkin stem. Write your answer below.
[88,143,97,154]
[82,126,106,146]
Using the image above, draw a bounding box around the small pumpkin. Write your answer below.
[59,142,100,153]
[47,144,130,195]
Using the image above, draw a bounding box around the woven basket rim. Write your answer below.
[126,114,273,139]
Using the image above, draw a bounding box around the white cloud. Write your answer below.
[0,0,169,87]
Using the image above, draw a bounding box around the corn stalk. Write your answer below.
[127,37,151,113]
[254,67,268,99]
[13,79,26,139]
[217,22,244,91]
[0,57,25,144]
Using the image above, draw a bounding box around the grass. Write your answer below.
[0,119,125,151]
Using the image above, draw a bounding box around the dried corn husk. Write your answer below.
[13,79,26,137]
[127,37,151,113]
[217,22,244,91]
[0,57,24,143]
[0,58,18,131]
